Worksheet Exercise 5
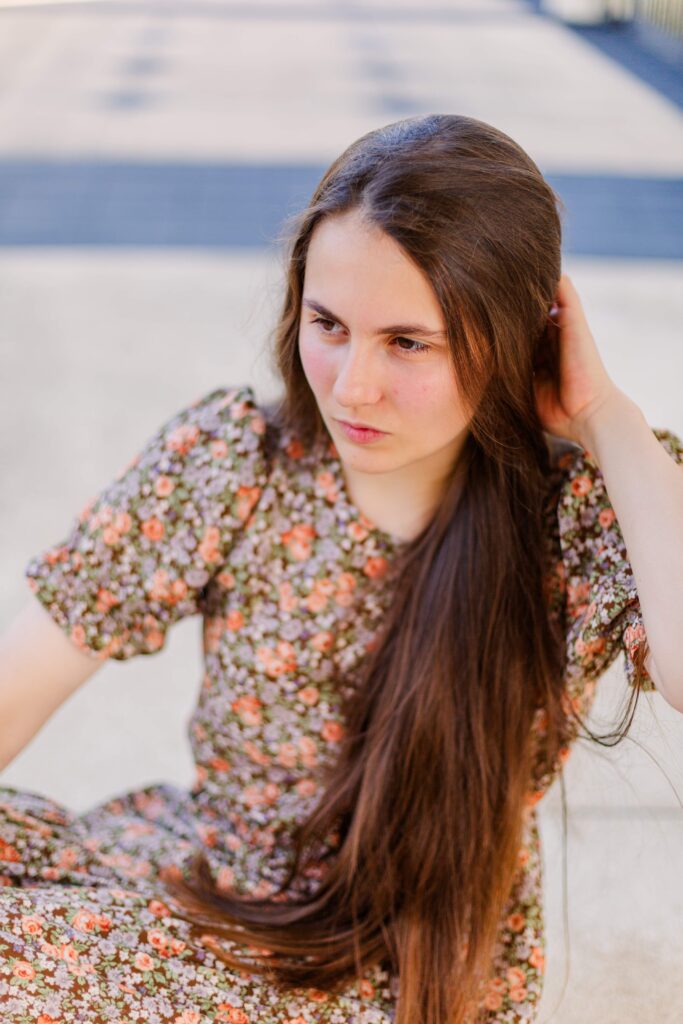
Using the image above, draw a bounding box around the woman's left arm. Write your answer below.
[574,388,683,708]
[534,273,683,710]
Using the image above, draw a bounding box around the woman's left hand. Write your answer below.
[533,273,621,447]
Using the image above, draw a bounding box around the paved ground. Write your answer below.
[0,2,682,1021]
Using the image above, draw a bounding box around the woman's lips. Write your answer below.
[335,419,388,444]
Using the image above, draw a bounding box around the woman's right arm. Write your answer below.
[0,597,103,772]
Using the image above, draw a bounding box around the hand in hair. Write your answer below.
[533,273,620,447]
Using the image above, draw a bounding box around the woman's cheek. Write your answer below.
[299,335,336,394]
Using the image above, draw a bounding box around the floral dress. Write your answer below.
[1,384,681,1024]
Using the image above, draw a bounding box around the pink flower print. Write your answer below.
[199,525,221,564]
[276,742,298,768]
[311,630,334,652]
[12,961,35,980]
[256,642,297,679]
[232,694,263,726]
[210,439,229,459]
[297,736,318,768]
[141,517,165,542]
[154,475,175,498]
[165,423,200,455]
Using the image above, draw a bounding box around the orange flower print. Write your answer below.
[242,740,270,766]
[147,928,170,951]
[148,899,171,918]
[348,520,370,542]
[71,909,101,933]
[20,915,44,936]
[303,587,328,613]
[225,609,244,631]
[529,946,545,972]
[506,967,526,988]
[295,778,317,797]
[278,581,298,612]
[276,742,298,768]
[256,641,297,678]
[314,470,338,503]
[363,556,388,579]
[216,570,236,589]
[570,475,592,497]
[96,588,120,614]
[102,526,121,546]
[216,865,235,892]
[358,979,375,998]
[307,989,329,1002]
[199,525,222,564]
[242,782,280,807]
[297,686,319,706]
[45,543,69,565]
[236,485,262,523]
[321,720,345,743]
[154,475,175,498]
[483,992,503,1011]
[297,735,318,768]
[231,695,263,726]
[509,985,528,1002]
[114,510,132,533]
[59,943,80,964]
[0,838,21,862]
[145,629,164,652]
[286,437,304,459]
[165,423,200,455]
[174,1011,201,1024]
[506,912,526,933]
[598,507,615,528]
[12,961,35,980]
[208,756,231,773]
[311,630,334,652]
[134,951,155,971]
[281,523,316,561]
[141,517,165,542]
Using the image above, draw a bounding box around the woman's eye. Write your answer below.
[310,317,429,356]
[392,337,430,355]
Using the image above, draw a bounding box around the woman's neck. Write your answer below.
[340,435,468,542]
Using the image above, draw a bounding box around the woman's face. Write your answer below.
[298,208,472,483]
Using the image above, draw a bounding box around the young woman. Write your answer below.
[1,113,682,1024]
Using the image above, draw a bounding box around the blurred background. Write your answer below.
[0,1,682,1020]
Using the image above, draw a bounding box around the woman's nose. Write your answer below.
[332,341,383,407]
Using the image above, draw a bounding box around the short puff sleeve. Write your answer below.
[24,385,269,661]
[556,427,683,692]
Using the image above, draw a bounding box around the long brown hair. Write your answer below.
[164,114,652,1023]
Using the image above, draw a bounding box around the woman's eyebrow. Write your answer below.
[302,297,447,339]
